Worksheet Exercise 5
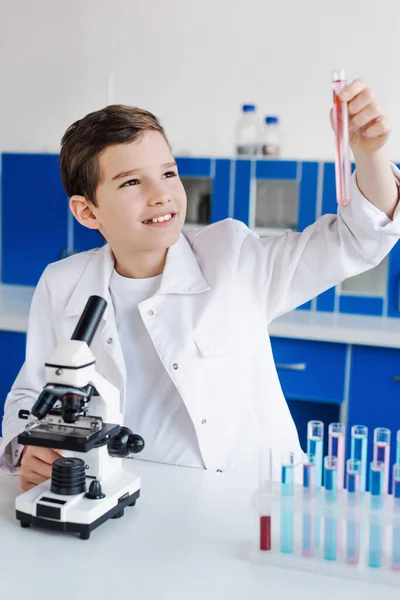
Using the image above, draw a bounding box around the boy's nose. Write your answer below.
[148,192,172,206]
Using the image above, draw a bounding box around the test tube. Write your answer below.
[368,461,385,568]
[392,464,400,571]
[259,448,272,551]
[302,455,316,557]
[328,423,346,492]
[396,429,400,466]
[332,69,352,207]
[373,427,391,495]
[351,425,368,496]
[324,456,338,561]
[280,451,294,554]
[346,459,361,565]
[307,421,324,491]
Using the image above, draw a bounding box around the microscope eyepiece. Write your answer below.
[71,295,107,347]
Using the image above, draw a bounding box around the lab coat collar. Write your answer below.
[64,232,210,318]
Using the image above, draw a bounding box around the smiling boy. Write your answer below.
[1,80,400,491]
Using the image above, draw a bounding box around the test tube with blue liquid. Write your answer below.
[392,464,400,571]
[368,461,385,569]
[307,421,324,490]
[351,425,368,496]
[307,421,323,549]
[346,458,361,565]
[396,429,400,466]
[374,427,391,496]
[280,451,294,554]
[302,455,316,557]
[329,423,345,492]
[324,455,338,561]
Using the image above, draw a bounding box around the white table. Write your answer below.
[0,460,398,600]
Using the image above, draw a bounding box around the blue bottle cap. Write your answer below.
[265,116,279,124]
[242,104,256,112]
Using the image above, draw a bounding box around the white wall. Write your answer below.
[0,0,399,160]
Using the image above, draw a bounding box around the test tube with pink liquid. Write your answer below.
[328,423,346,491]
[373,427,391,495]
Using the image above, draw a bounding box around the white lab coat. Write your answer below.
[1,170,400,476]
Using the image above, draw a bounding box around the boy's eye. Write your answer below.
[120,178,139,188]
[163,171,177,178]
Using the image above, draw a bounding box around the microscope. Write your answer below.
[15,295,144,540]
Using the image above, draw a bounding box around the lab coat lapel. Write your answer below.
[63,244,127,407]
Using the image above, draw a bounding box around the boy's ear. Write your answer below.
[69,195,100,230]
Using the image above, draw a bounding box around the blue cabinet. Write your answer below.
[270,337,346,455]
[270,337,347,404]
[0,331,26,435]
[347,345,400,481]
[1,154,69,286]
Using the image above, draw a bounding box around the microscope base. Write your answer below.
[15,467,141,540]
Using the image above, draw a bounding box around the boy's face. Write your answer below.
[79,131,187,255]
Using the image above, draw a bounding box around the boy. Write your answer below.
[1,80,400,491]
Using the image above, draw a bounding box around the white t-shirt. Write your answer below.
[109,269,205,469]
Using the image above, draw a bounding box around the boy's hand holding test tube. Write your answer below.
[331,74,398,218]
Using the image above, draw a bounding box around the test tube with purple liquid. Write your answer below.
[374,428,391,495]
[328,423,346,491]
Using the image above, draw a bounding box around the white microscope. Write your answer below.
[16,295,144,540]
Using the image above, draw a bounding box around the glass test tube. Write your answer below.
[307,421,324,491]
[280,451,294,554]
[351,425,368,496]
[392,464,400,571]
[346,459,361,565]
[324,456,338,561]
[259,448,272,551]
[302,455,316,557]
[373,427,391,495]
[396,429,400,466]
[332,69,352,207]
[369,461,385,569]
[328,423,346,492]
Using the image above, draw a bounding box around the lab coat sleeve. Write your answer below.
[0,269,56,474]
[236,165,400,323]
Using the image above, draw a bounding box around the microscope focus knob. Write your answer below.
[108,427,145,457]
[85,480,105,500]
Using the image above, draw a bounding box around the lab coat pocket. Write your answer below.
[193,327,235,357]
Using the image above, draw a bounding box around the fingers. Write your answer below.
[20,446,63,491]
[362,115,392,138]
[339,78,368,102]
[21,471,49,491]
[349,103,384,131]
[347,87,375,116]
[32,446,63,464]
[26,455,53,479]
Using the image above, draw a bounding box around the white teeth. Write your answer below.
[146,214,172,224]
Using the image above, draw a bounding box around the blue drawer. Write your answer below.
[270,337,347,404]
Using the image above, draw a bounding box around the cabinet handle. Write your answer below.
[276,363,307,371]
[394,376,400,382]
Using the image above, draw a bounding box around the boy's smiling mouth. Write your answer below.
[142,211,177,226]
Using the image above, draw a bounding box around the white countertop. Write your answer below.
[269,309,400,349]
[0,459,399,599]
[2,283,400,349]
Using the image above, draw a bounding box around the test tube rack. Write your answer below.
[251,481,400,587]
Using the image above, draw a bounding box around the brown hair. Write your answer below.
[59,104,169,206]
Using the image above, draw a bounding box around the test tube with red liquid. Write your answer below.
[332,69,352,207]
[259,448,272,551]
